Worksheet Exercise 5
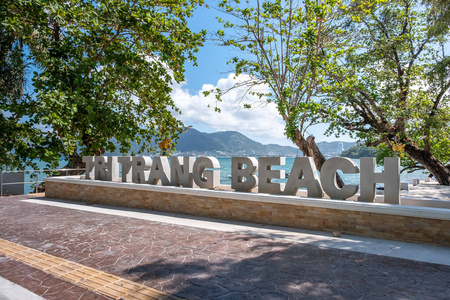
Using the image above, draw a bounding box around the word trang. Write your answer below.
[82,156,401,204]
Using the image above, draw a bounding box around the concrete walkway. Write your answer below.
[408,182,450,200]
[0,276,45,300]
[1,194,450,299]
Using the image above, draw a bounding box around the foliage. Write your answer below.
[323,0,450,181]
[0,17,56,171]
[375,144,426,173]
[209,0,449,182]
[423,0,450,36]
[1,0,205,170]
[0,26,25,100]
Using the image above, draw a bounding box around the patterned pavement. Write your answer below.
[1,194,449,300]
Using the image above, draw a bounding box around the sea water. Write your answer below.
[9,160,68,194]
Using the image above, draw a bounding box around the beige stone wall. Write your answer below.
[45,180,450,246]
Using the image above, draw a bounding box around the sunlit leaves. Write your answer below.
[1,0,205,169]
[322,0,450,175]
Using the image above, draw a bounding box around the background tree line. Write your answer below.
[1,0,449,185]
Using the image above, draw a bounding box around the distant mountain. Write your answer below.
[174,129,298,156]
[106,128,355,157]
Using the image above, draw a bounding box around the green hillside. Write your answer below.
[340,145,377,158]
[106,128,355,157]
[175,129,298,156]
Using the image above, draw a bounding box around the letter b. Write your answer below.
[231,157,258,192]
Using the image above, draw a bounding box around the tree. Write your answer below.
[1,0,205,170]
[1,27,25,100]
[211,0,345,186]
[0,18,56,171]
[324,0,450,184]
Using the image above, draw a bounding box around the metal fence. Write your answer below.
[0,169,85,197]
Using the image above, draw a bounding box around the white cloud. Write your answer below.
[171,74,295,146]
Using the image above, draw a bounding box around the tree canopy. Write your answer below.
[423,0,450,36]
[213,0,449,185]
[1,0,205,170]
[324,0,450,184]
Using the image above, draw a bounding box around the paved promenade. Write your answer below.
[1,194,450,299]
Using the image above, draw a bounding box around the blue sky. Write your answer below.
[171,3,354,146]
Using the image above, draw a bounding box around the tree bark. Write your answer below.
[65,153,85,170]
[62,146,106,175]
[404,143,450,185]
[293,130,345,188]
[57,153,85,177]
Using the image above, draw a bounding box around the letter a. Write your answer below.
[284,157,323,198]
[148,156,171,185]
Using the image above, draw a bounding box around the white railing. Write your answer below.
[0,168,85,196]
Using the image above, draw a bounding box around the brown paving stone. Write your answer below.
[0,240,182,300]
[0,255,110,299]
[1,195,450,299]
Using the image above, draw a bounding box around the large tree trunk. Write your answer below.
[62,146,106,175]
[293,130,345,188]
[65,153,85,172]
[405,143,450,185]
[58,152,85,177]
